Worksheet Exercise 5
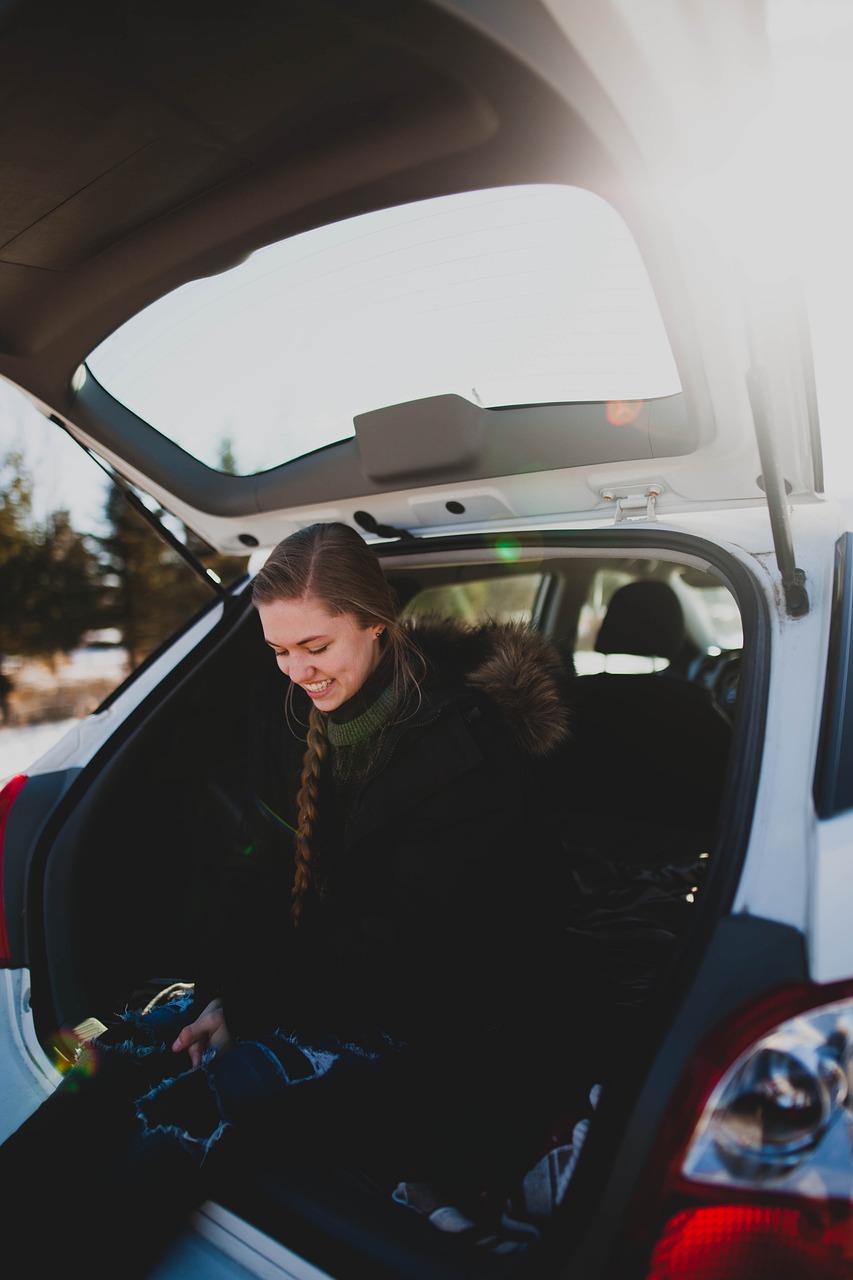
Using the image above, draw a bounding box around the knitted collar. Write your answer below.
[326,681,397,747]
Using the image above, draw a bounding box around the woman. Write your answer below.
[0,521,571,1275]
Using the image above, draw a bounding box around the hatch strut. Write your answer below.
[50,417,229,602]
[745,369,809,618]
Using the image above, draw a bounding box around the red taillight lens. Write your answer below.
[0,773,28,965]
[647,1203,853,1279]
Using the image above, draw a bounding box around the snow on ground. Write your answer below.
[0,645,129,785]
[0,719,80,783]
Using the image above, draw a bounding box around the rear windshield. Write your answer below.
[84,184,681,477]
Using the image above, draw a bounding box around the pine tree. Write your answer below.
[0,449,105,709]
[97,486,242,669]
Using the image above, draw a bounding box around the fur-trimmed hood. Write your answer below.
[404,616,571,757]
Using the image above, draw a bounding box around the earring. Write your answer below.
[375,627,384,639]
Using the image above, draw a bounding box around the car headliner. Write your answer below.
[0,1,625,403]
[1,0,810,562]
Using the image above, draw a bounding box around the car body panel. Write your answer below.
[0,968,62,1140]
[813,812,853,983]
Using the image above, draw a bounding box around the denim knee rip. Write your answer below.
[84,994,405,1161]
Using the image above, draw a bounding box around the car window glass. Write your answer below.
[84,184,681,476]
[574,569,742,674]
[0,381,249,735]
[401,573,544,626]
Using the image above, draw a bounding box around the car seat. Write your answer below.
[594,578,695,676]
[553,580,732,862]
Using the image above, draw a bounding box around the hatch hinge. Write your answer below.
[600,483,663,523]
[746,367,809,618]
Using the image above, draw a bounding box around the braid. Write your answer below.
[251,523,429,924]
[292,706,329,926]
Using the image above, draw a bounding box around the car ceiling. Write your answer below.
[4,1,807,564]
[0,0,627,408]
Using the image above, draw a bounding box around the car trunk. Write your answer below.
[18,526,764,1277]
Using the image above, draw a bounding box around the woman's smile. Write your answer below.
[303,677,334,698]
[258,594,383,712]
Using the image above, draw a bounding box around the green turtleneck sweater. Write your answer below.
[326,663,398,784]
[311,654,398,905]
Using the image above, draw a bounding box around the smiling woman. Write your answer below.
[0,519,575,1277]
[7,5,853,1279]
[259,599,384,709]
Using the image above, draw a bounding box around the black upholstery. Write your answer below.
[595,579,688,667]
[549,578,731,856]
[562,672,731,846]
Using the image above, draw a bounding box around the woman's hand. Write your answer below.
[171,997,234,1069]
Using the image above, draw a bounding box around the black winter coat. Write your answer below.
[194,618,571,1053]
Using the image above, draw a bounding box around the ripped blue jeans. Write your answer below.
[0,987,404,1278]
[84,986,404,1162]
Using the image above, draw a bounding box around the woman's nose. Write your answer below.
[287,654,314,683]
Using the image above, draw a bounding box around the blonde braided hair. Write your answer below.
[251,522,425,925]
[291,705,328,926]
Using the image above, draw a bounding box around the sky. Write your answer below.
[2,0,853,530]
[0,378,111,533]
[767,0,853,505]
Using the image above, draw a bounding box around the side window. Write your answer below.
[0,383,248,741]
[815,532,853,818]
[573,568,743,676]
[574,570,641,673]
[400,574,545,625]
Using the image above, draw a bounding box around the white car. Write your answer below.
[1,3,851,1278]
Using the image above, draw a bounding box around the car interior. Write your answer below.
[30,532,747,1278]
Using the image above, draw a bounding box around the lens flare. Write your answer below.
[606,399,644,426]
[495,538,522,563]
[50,1030,99,1080]
[253,794,301,836]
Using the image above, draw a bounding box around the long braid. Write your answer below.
[292,706,329,926]
[251,522,427,925]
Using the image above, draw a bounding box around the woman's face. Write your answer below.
[257,594,383,712]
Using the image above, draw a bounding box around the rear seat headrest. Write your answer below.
[595,580,686,661]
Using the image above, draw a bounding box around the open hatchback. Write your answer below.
[3,3,853,1278]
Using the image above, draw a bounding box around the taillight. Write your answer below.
[0,773,28,965]
[647,1203,852,1278]
[627,983,853,1278]
[682,996,852,1187]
